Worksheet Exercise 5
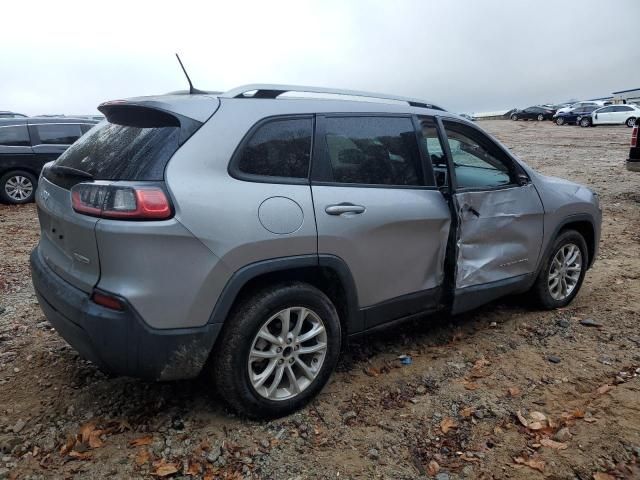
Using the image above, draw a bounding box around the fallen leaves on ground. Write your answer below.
[592,473,615,480]
[460,406,475,418]
[508,386,521,397]
[516,410,549,431]
[514,455,545,473]
[134,447,151,466]
[440,417,458,434]
[540,438,568,450]
[129,435,154,448]
[596,384,614,395]
[152,460,179,477]
[427,460,440,476]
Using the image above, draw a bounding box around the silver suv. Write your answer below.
[30,84,602,418]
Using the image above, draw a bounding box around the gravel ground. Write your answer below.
[0,120,639,480]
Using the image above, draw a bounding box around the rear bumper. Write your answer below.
[30,246,221,381]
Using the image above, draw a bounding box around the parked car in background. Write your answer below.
[0,111,27,119]
[554,105,600,126]
[0,117,98,204]
[627,119,639,172]
[555,100,610,116]
[459,113,476,121]
[30,84,601,418]
[579,104,640,128]
[511,106,555,121]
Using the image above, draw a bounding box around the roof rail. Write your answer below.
[220,84,445,111]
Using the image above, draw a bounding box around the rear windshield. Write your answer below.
[52,121,180,180]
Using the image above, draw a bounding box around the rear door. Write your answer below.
[0,123,34,172]
[29,122,85,166]
[594,106,615,124]
[436,118,544,313]
[311,114,451,329]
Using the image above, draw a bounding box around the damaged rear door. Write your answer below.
[437,118,544,313]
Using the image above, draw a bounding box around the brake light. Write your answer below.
[632,126,638,148]
[71,183,172,220]
[91,291,124,310]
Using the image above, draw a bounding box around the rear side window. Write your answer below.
[53,122,180,180]
[236,117,312,179]
[0,125,30,146]
[35,124,83,145]
[323,116,422,186]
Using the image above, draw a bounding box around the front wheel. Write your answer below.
[556,117,565,126]
[537,114,544,121]
[626,117,636,128]
[211,282,342,418]
[530,230,588,309]
[511,114,518,121]
[0,170,37,204]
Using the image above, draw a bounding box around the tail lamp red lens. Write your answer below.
[632,126,638,148]
[71,183,172,220]
[91,291,124,311]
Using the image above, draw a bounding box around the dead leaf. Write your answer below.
[135,447,151,466]
[186,460,202,476]
[528,421,545,430]
[461,406,475,418]
[60,435,76,456]
[462,379,479,390]
[530,411,547,422]
[152,461,179,477]
[540,438,568,450]
[79,421,97,444]
[427,460,440,476]
[516,410,529,428]
[596,384,614,395]
[364,367,380,377]
[593,473,615,480]
[88,430,104,449]
[129,435,154,448]
[508,386,521,397]
[514,456,545,473]
[68,450,92,461]
[440,417,458,434]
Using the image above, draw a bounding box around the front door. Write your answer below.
[436,119,545,313]
[311,115,451,329]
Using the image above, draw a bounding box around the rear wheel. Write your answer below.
[0,170,37,204]
[556,117,565,126]
[580,117,592,127]
[626,117,636,128]
[511,114,518,121]
[210,282,342,418]
[530,230,588,309]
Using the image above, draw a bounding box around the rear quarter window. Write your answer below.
[0,125,30,146]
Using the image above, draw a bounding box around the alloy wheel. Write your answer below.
[548,243,582,301]
[248,306,328,401]
[4,175,33,202]
[537,114,544,121]
[627,118,636,128]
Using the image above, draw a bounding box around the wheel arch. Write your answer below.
[543,215,597,271]
[208,255,362,336]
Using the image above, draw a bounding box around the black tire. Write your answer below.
[556,117,565,126]
[537,114,544,121]
[580,117,592,128]
[626,117,636,128]
[210,282,342,419]
[511,114,518,121]
[0,170,37,204]
[530,230,588,310]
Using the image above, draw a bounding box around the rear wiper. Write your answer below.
[50,164,94,180]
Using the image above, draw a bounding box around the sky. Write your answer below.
[2,0,639,116]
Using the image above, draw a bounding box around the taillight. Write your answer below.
[71,183,172,220]
[632,126,638,148]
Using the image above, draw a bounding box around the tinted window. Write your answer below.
[52,122,180,180]
[237,118,312,179]
[614,105,633,112]
[324,116,422,186]
[442,121,512,189]
[598,107,614,113]
[35,124,83,145]
[0,125,30,146]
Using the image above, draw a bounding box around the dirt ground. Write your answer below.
[0,120,639,480]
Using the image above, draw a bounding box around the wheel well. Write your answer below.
[231,266,351,334]
[559,221,595,267]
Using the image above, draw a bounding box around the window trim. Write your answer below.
[437,116,529,193]
[227,114,315,185]
[310,113,437,190]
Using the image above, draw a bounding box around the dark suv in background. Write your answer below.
[0,117,98,204]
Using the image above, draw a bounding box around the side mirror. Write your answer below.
[516,173,530,186]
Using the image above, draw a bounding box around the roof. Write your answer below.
[0,116,99,126]
[612,87,640,95]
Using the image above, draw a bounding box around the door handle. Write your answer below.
[325,203,366,215]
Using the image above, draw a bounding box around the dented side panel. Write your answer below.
[453,184,544,289]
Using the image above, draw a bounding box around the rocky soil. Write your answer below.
[0,120,638,479]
